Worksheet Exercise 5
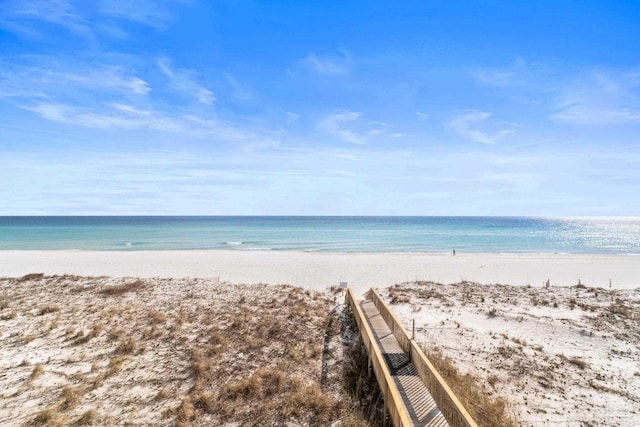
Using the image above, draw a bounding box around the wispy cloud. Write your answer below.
[157,58,215,105]
[0,62,150,99]
[416,112,430,121]
[285,112,299,124]
[64,68,151,96]
[98,0,173,30]
[0,56,278,146]
[0,0,179,41]
[448,111,516,145]
[1,0,91,37]
[21,101,273,144]
[301,51,351,76]
[319,110,365,144]
[22,102,179,131]
[550,70,640,124]
[318,110,390,145]
[472,57,528,86]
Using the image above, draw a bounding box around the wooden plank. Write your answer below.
[360,299,447,426]
[367,289,478,427]
[347,288,414,427]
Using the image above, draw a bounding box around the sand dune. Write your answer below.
[387,281,640,426]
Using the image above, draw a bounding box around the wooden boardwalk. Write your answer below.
[360,299,449,427]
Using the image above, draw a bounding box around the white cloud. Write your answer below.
[318,111,395,144]
[286,112,299,124]
[69,68,151,95]
[0,63,150,98]
[109,103,152,116]
[552,105,640,124]
[98,0,172,30]
[1,0,92,38]
[22,102,181,131]
[1,56,280,148]
[21,102,273,144]
[550,70,640,124]
[0,0,178,42]
[472,57,528,86]
[319,110,366,144]
[183,116,267,141]
[157,59,215,105]
[416,112,430,121]
[301,52,350,76]
[449,111,515,145]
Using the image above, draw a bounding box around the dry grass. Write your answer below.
[109,327,125,340]
[1,276,380,426]
[98,280,146,296]
[38,304,60,315]
[149,309,167,324]
[155,388,170,401]
[561,354,590,370]
[59,385,85,410]
[341,309,385,426]
[423,347,518,427]
[114,337,138,354]
[19,273,45,282]
[29,363,44,382]
[1,308,17,320]
[105,356,126,378]
[607,301,634,318]
[72,409,97,426]
[27,408,64,426]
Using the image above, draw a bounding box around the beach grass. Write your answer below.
[1,275,375,426]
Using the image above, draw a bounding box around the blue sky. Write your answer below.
[1,0,639,215]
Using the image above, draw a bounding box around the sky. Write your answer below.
[1,0,639,216]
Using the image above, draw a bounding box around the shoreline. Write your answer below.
[1,250,638,293]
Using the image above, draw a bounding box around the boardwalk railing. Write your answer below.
[346,288,413,427]
[366,288,478,427]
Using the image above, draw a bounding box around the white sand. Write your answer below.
[387,282,640,426]
[0,277,346,426]
[1,251,638,425]
[1,250,638,293]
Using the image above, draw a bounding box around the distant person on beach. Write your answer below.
[453,249,456,256]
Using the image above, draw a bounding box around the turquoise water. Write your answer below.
[0,216,639,254]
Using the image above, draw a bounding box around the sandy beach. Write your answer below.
[1,250,639,293]
[1,251,638,425]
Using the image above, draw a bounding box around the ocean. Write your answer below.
[0,216,639,254]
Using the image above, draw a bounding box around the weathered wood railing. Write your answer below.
[366,288,478,427]
[346,288,413,427]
